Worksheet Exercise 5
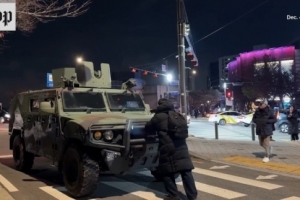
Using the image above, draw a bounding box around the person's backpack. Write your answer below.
[167,110,189,139]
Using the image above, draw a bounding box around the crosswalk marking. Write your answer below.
[0,174,18,192]
[137,170,246,199]
[177,182,246,199]
[281,197,300,200]
[193,168,283,190]
[39,186,74,200]
[102,176,165,200]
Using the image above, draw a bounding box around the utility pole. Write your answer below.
[176,0,187,118]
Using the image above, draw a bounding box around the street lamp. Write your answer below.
[192,70,196,74]
[166,74,173,99]
[76,57,83,63]
[166,74,173,82]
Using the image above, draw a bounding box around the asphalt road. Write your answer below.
[0,125,300,200]
[189,119,291,141]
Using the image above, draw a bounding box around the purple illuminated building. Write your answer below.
[227,46,298,82]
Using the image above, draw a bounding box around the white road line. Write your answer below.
[0,174,18,192]
[137,171,246,199]
[39,186,74,200]
[281,197,300,200]
[178,182,245,199]
[0,155,13,158]
[193,167,283,190]
[102,177,165,200]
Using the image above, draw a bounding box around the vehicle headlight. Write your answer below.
[4,114,10,118]
[93,131,102,140]
[103,130,114,140]
[187,115,190,120]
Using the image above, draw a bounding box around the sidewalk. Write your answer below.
[187,137,300,176]
[0,185,14,200]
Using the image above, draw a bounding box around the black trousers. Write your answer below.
[291,134,299,140]
[162,170,197,200]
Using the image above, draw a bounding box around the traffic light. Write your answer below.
[225,89,232,98]
[185,51,198,67]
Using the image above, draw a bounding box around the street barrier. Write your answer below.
[251,123,255,141]
[214,121,219,139]
[212,121,256,141]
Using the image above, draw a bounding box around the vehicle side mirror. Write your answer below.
[39,101,55,114]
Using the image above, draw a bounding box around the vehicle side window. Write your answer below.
[30,99,39,112]
[220,112,227,115]
[44,98,55,108]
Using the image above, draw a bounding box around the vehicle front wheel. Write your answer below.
[62,146,99,198]
[12,135,35,172]
[150,168,179,181]
[279,123,289,133]
[219,119,226,126]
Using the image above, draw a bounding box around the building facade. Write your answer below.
[219,55,238,89]
[227,46,297,83]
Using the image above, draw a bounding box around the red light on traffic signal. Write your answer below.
[225,89,232,98]
[153,73,158,77]
[187,52,193,56]
[131,68,136,73]
[143,71,148,75]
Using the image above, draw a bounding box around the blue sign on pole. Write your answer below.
[47,73,53,88]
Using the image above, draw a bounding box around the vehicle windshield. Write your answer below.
[62,91,106,111]
[106,93,145,111]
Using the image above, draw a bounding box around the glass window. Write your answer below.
[106,93,145,111]
[62,91,106,111]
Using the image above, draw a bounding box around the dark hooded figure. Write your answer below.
[287,105,299,141]
[145,98,197,200]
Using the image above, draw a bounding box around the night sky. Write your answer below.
[0,0,300,106]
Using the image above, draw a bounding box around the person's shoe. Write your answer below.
[270,138,275,141]
[263,157,270,163]
[164,194,180,200]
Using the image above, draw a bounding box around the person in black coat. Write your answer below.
[145,98,197,200]
[287,105,299,141]
[252,100,277,163]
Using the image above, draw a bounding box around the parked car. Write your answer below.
[276,109,300,133]
[236,112,254,127]
[0,110,10,123]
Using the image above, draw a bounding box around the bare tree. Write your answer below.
[0,0,91,41]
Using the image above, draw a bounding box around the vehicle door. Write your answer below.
[24,95,40,154]
[225,112,239,124]
[38,96,58,160]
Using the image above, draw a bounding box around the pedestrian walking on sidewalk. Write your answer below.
[145,98,198,200]
[287,105,299,141]
[252,100,277,163]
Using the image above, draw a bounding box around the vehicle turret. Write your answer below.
[51,61,112,88]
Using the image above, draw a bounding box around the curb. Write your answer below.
[189,151,211,161]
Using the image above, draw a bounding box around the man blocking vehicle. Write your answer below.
[145,98,197,200]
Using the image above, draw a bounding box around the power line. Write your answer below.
[130,0,269,70]
[193,0,269,45]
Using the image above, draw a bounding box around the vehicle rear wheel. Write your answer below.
[279,123,289,133]
[62,146,99,198]
[150,168,179,181]
[219,119,226,126]
[244,123,250,127]
[12,135,34,172]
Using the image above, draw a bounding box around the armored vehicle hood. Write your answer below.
[62,113,152,130]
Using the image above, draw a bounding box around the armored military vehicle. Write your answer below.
[8,61,161,198]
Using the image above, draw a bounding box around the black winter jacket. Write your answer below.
[252,106,277,136]
[287,111,299,135]
[145,100,194,174]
